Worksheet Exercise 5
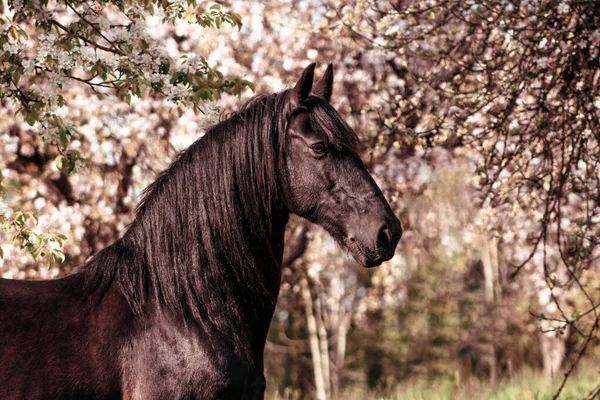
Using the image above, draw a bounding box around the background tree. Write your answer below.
[326,2,600,396]
[0,0,249,267]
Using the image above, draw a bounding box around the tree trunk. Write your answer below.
[481,237,500,384]
[332,314,350,399]
[540,326,569,381]
[315,298,331,399]
[481,237,499,303]
[301,277,328,400]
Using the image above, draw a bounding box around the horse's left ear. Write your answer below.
[290,63,316,108]
[312,63,334,102]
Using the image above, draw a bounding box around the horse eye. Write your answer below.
[310,143,328,155]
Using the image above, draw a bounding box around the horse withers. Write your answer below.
[0,63,401,399]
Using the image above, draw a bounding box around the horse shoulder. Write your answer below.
[120,311,250,400]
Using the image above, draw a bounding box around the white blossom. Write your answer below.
[164,83,189,100]
[179,55,203,74]
[557,2,570,14]
[591,30,600,45]
[2,41,19,55]
[0,199,9,216]
[536,57,551,69]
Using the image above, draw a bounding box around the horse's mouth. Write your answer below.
[343,237,388,268]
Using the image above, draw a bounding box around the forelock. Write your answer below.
[304,96,360,154]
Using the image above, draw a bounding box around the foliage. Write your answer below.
[0,210,66,267]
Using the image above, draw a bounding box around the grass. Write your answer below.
[348,365,600,400]
[268,359,600,400]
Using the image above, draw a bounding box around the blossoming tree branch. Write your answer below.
[0,0,251,266]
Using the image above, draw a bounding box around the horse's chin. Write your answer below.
[323,228,387,268]
[355,252,385,268]
[343,238,385,268]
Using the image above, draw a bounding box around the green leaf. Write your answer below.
[25,109,38,126]
[16,26,28,40]
[15,211,26,226]
[230,11,243,29]
[54,249,65,264]
[242,79,255,92]
[45,252,54,267]
[59,128,69,149]
[0,246,3,259]
[33,246,43,261]
[24,212,38,225]
[13,68,22,85]
[56,155,64,170]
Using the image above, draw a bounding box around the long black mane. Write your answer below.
[83,91,294,361]
[81,90,360,362]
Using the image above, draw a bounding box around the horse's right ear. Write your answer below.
[312,63,333,102]
[290,63,316,108]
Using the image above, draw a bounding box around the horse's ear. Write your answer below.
[312,63,334,102]
[290,63,316,107]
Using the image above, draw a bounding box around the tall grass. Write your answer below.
[267,358,600,400]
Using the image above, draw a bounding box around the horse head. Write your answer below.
[281,63,402,267]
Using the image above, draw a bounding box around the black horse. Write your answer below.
[0,63,401,399]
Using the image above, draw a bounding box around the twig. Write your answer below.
[49,19,120,55]
[585,382,600,400]
[552,313,600,399]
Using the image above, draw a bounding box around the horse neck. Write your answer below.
[118,185,289,311]
[261,208,289,297]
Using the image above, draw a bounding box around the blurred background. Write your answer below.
[1,0,599,398]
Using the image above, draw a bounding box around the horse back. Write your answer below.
[0,273,132,399]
